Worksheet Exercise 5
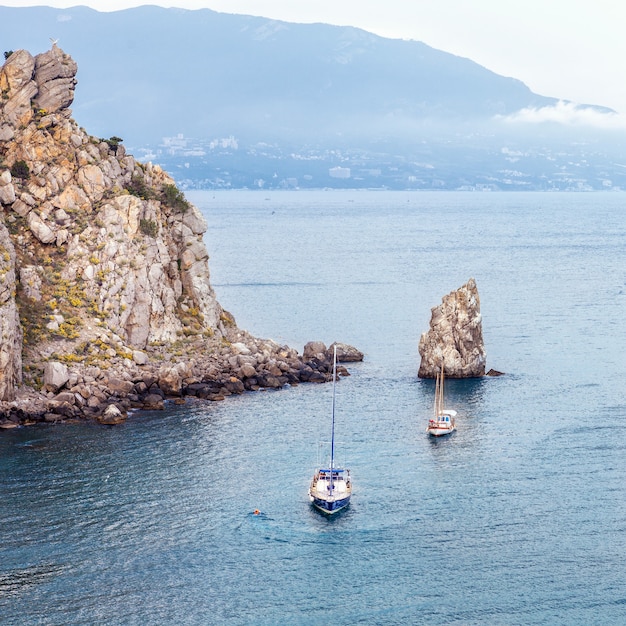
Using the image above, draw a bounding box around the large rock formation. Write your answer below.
[1,46,223,348]
[0,47,362,426]
[418,278,486,378]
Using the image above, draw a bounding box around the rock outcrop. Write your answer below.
[0,47,362,427]
[418,278,486,378]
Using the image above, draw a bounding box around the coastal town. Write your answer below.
[137,130,626,192]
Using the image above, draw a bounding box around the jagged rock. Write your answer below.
[32,45,78,114]
[52,391,75,405]
[0,50,37,127]
[132,351,148,365]
[142,393,164,410]
[239,363,258,378]
[157,362,191,396]
[47,400,76,418]
[0,171,16,205]
[418,278,486,378]
[27,211,56,243]
[230,342,251,355]
[106,377,135,396]
[329,342,364,362]
[303,341,327,360]
[98,403,127,425]
[43,362,70,392]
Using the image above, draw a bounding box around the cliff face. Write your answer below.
[0,220,22,400]
[1,45,224,352]
[418,278,486,378]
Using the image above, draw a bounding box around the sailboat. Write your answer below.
[308,345,352,515]
[427,362,457,437]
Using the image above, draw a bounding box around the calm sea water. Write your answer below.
[1,191,625,625]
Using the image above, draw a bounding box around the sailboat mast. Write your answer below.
[330,345,337,493]
[435,361,444,417]
[439,362,442,416]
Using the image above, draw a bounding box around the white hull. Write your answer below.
[427,423,456,436]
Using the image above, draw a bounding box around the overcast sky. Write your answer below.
[4,0,625,115]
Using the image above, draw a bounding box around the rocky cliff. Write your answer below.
[0,47,355,427]
[417,278,486,378]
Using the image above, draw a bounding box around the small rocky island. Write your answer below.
[0,46,362,427]
[418,278,488,378]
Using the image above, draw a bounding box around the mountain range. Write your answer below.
[2,5,626,191]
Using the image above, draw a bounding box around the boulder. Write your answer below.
[303,341,327,360]
[44,362,70,392]
[27,211,56,244]
[106,377,135,396]
[142,393,165,410]
[98,403,127,425]
[328,342,364,362]
[239,363,257,378]
[0,181,16,205]
[418,278,486,378]
[132,351,148,365]
[47,400,76,418]
[157,362,191,396]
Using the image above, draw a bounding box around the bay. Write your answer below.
[1,191,625,625]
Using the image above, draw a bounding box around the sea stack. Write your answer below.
[418,278,486,378]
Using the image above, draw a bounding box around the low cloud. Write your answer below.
[497,100,626,130]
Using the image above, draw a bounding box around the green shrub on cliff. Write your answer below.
[103,136,123,153]
[139,218,158,237]
[161,184,190,213]
[10,160,30,179]
[16,295,48,346]
[126,174,154,200]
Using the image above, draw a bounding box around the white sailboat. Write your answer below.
[427,362,457,437]
[308,345,352,515]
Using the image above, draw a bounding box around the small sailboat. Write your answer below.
[308,345,352,515]
[427,362,457,437]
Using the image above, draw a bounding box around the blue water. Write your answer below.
[1,191,625,625]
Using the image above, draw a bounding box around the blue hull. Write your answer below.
[311,495,351,515]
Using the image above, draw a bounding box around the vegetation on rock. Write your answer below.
[10,159,29,179]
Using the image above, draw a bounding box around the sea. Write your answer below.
[1,190,625,625]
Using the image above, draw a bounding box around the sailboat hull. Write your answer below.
[309,494,351,515]
[427,424,456,436]
[427,410,457,436]
[308,468,352,515]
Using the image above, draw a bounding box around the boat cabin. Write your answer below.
[318,469,345,479]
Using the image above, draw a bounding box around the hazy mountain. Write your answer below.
[2,5,625,190]
[1,5,563,142]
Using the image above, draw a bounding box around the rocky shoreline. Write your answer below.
[0,337,363,428]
